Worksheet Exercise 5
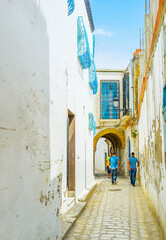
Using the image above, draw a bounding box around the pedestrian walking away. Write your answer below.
[109,152,120,185]
[106,153,112,178]
[128,152,139,186]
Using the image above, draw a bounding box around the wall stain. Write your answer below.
[0,127,16,131]
[142,119,163,192]
[40,191,49,206]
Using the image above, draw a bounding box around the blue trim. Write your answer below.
[163,107,166,121]
[67,0,75,16]
[93,35,95,57]
[89,55,98,95]
[163,83,166,110]
[77,17,91,69]
[89,113,96,135]
[129,140,131,158]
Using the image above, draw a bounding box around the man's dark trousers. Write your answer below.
[130,169,137,186]
[111,169,117,184]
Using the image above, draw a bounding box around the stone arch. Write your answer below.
[93,128,125,175]
[94,128,125,151]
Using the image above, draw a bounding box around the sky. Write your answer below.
[90,0,145,70]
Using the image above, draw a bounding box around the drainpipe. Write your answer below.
[130,59,134,118]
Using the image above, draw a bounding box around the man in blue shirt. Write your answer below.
[128,152,139,186]
[109,152,120,185]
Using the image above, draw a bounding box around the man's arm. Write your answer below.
[117,159,120,169]
[128,161,130,171]
[106,158,108,167]
[137,160,139,167]
[118,161,120,169]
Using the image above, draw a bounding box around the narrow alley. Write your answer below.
[1,0,166,239]
[65,174,162,240]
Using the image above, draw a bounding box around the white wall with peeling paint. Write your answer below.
[138,17,166,238]
[0,0,68,239]
[0,0,95,239]
[60,0,95,212]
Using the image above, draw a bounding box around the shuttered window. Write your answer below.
[67,0,75,16]
[77,17,91,69]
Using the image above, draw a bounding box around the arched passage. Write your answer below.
[93,128,126,176]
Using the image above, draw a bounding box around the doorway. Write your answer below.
[67,110,75,197]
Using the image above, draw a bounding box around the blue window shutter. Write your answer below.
[67,0,75,16]
[89,55,98,95]
[163,84,166,109]
[77,17,91,69]
[89,113,96,135]
[163,84,166,121]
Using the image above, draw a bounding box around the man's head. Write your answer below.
[113,152,116,156]
[131,152,135,157]
[109,153,112,157]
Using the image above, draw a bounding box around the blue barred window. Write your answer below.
[67,0,75,16]
[77,17,91,69]
[101,81,120,119]
[89,113,96,135]
[89,55,98,95]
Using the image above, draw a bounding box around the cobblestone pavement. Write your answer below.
[65,175,163,240]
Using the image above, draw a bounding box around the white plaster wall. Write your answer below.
[0,1,70,239]
[0,0,95,238]
[138,22,166,237]
[60,0,95,206]
[95,138,107,172]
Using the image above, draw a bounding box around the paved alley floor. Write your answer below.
[65,174,163,240]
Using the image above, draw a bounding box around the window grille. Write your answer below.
[67,0,75,16]
[89,55,98,95]
[163,84,166,121]
[89,113,96,135]
[101,81,120,119]
[77,17,91,69]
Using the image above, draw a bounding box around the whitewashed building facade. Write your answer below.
[0,0,97,239]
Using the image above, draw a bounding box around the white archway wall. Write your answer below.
[95,138,108,173]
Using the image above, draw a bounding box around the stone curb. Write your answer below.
[61,182,97,239]
[61,202,87,240]
[77,182,97,202]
